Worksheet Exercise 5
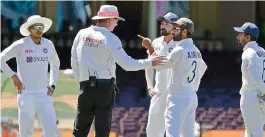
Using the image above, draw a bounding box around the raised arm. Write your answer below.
[154,47,183,70]
[107,37,152,71]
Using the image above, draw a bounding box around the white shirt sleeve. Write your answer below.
[107,37,152,71]
[0,41,21,77]
[71,32,81,81]
[154,47,183,70]
[48,42,60,86]
[145,68,154,89]
[246,56,265,94]
[145,42,155,89]
[194,59,207,92]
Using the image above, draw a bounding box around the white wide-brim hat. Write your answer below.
[19,15,52,36]
[92,5,125,21]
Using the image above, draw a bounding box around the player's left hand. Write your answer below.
[148,88,156,97]
[47,86,54,96]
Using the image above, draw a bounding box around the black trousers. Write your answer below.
[73,79,115,137]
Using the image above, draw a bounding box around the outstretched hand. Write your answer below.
[137,34,154,54]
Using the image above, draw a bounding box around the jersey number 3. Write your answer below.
[188,60,197,83]
[262,60,265,83]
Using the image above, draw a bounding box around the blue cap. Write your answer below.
[233,22,259,38]
[157,12,178,23]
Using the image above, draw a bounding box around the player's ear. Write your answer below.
[247,35,251,41]
[182,29,188,36]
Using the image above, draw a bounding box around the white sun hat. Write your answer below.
[19,15,53,36]
[92,5,125,21]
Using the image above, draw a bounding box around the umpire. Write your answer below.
[71,5,166,137]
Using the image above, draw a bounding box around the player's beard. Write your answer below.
[237,39,247,46]
[173,31,182,41]
[160,28,171,36]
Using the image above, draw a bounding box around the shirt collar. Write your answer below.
[177,38,193,47]
[161,36,175,45]
[27,36,43,46]
[243,41,258,51]
[90,25,110,32]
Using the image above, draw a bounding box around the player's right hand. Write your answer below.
[148,88,156,97]
[137,34,152,50]
[11,74,24,94]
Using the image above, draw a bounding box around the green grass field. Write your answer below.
[1,72,79,97]
[1,102,76,118]
[1,71,79,118]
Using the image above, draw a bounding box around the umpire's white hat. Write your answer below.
[92,5,125,21]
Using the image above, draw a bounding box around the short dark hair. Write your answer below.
[187,31,192,38]
[181,28,192,38]
[245,33,257,41]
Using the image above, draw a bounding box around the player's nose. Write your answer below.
[236,35,240,40]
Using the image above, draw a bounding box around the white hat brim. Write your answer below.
[91,16,125,21]
[19,17,53,36]
[233,27,244,33]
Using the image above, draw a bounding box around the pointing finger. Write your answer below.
[137,34,145,40]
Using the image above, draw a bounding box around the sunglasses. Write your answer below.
[173,27,182,30]
[30,25,44,31]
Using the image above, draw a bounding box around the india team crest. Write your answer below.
[43,48,48,53]
[169,48,173,53]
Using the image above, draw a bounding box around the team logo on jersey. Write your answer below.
[256,51,265,57]
[43,48,48,53]
[169,48,173,53]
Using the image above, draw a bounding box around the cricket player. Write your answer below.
[0,15,60,137]
[138,12,179,137]
[154,18,207,137]
[234,22,265,137]
[71,5,166,137]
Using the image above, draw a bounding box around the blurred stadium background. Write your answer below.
[1,1,265,137]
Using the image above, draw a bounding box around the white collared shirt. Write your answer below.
[240,41,265,94]
[155,38,207,92]
[71,25,152,82]
[146,36,178,92]
[0,37,60,90]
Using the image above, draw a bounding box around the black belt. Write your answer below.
[96,79,112,84]
[87,77,119,94]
